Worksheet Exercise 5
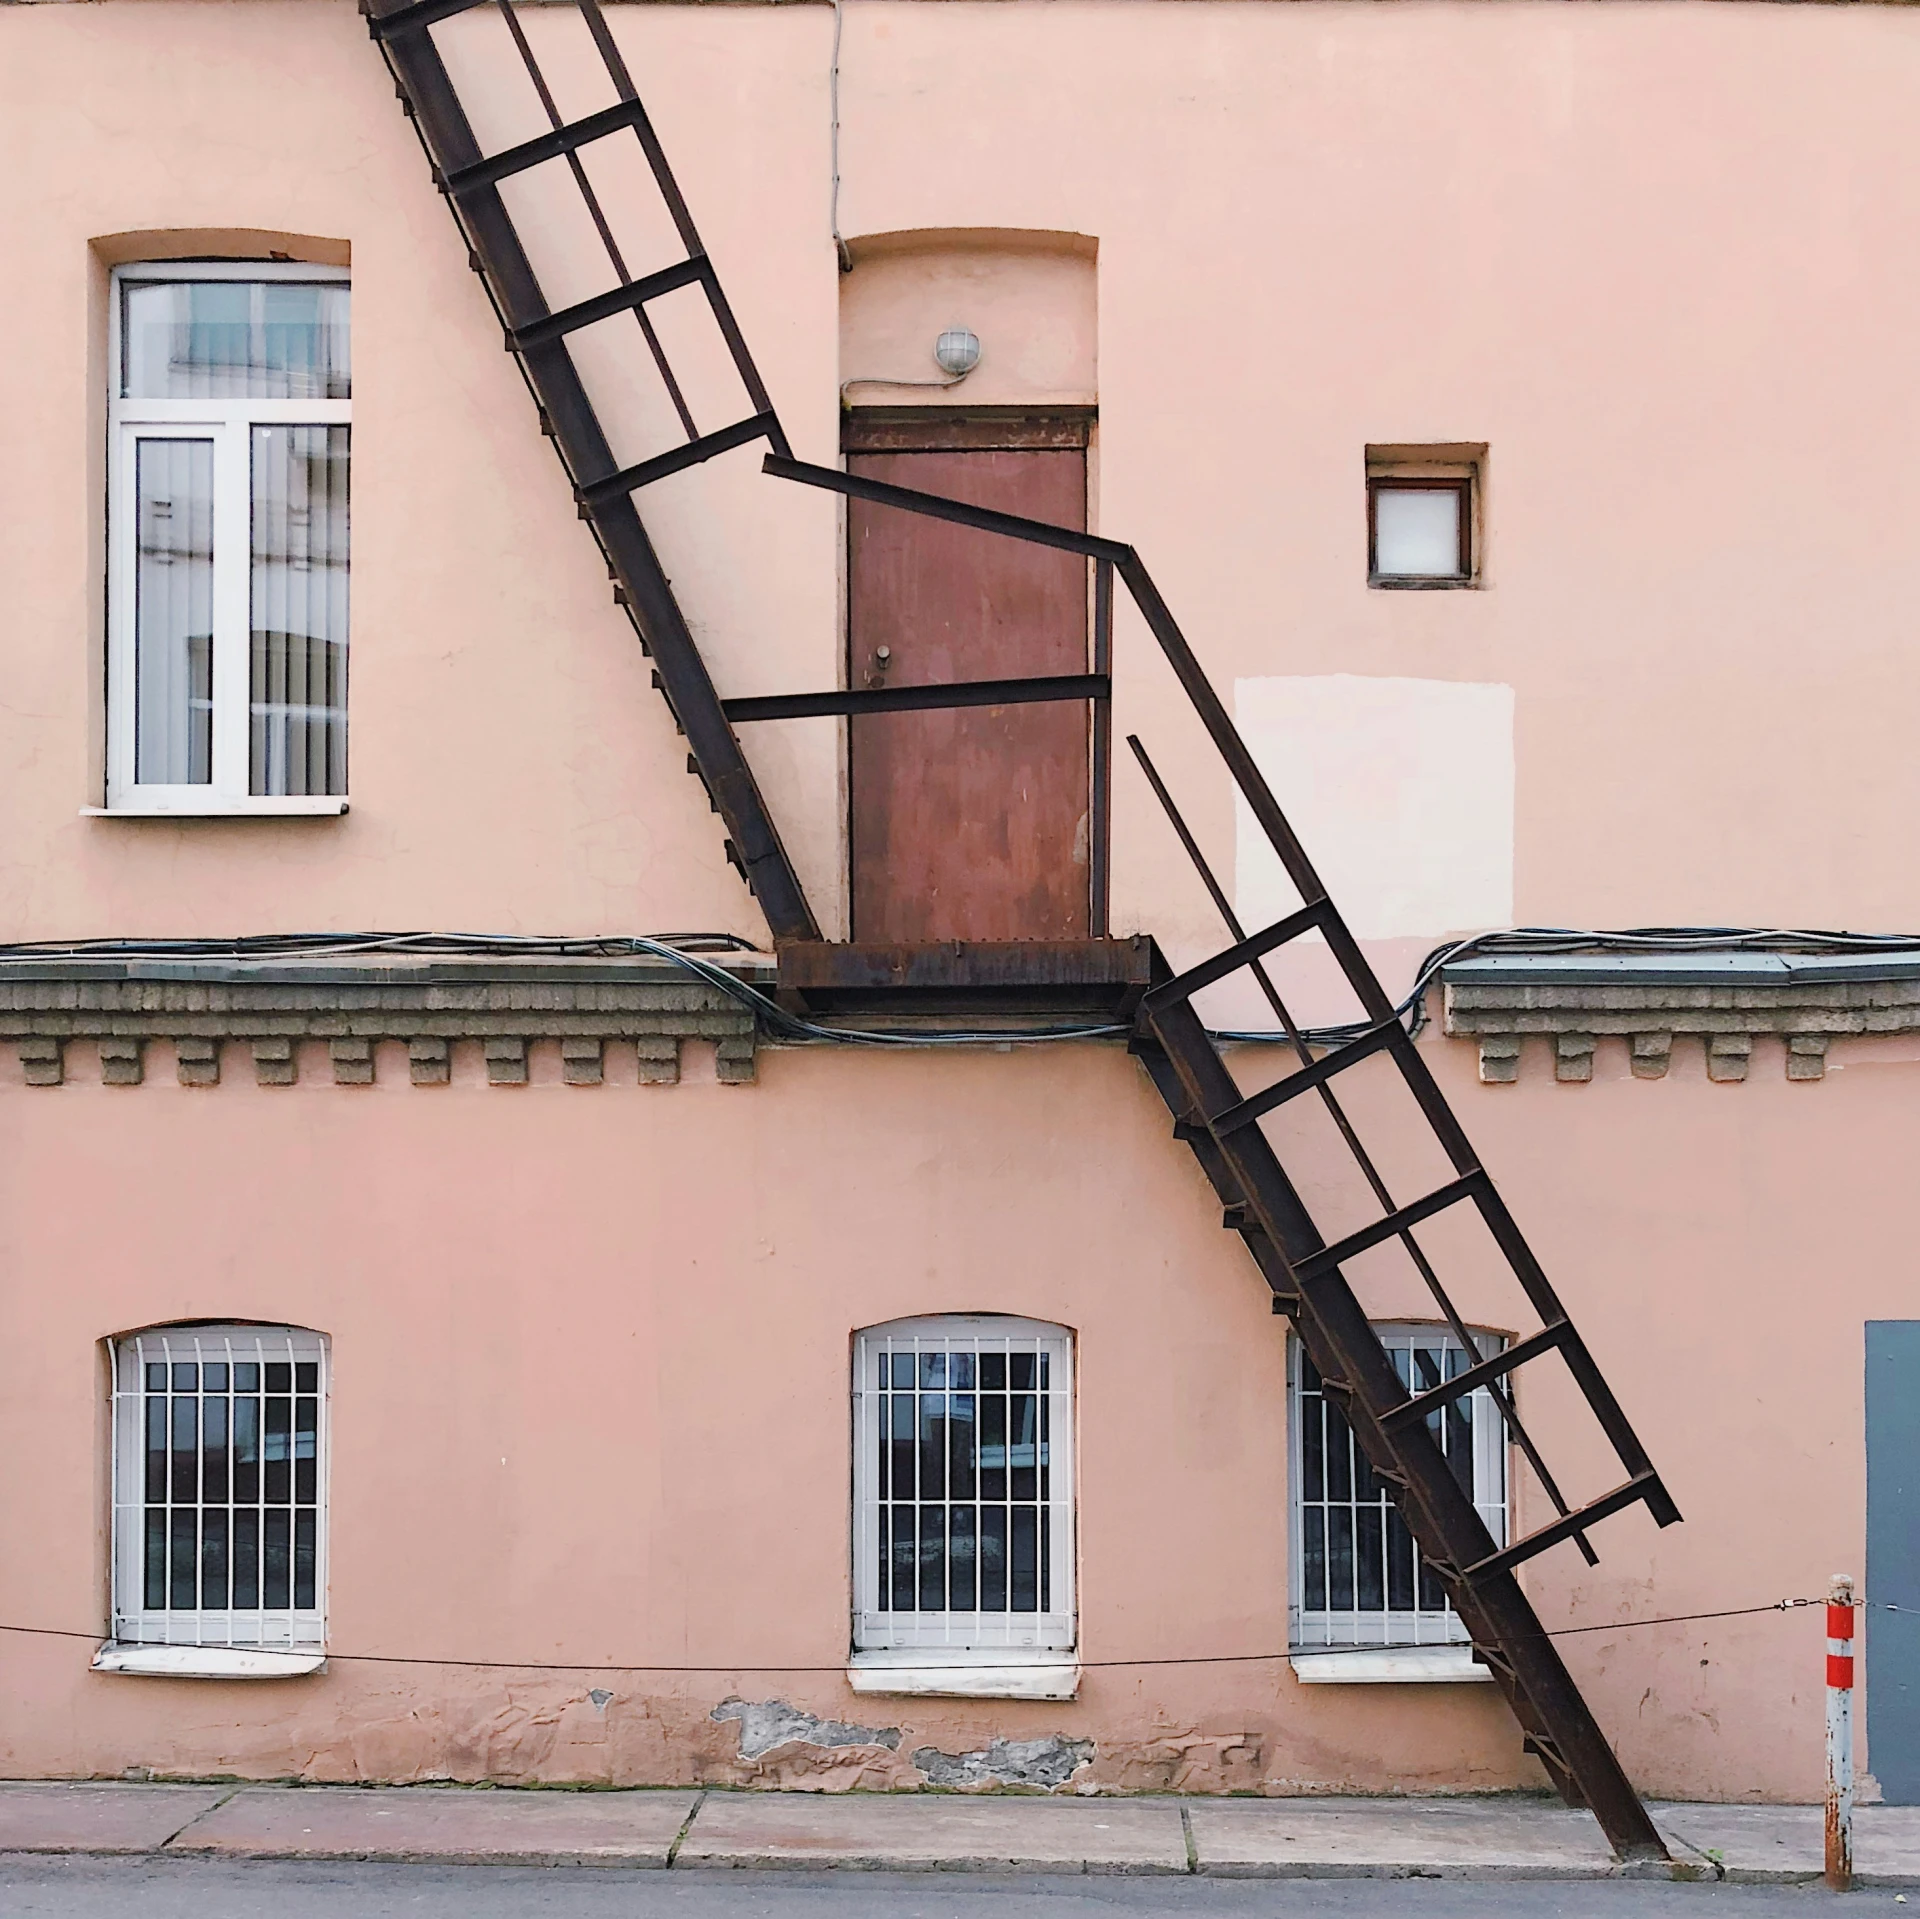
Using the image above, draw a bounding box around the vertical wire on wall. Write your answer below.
[831,0,852,272]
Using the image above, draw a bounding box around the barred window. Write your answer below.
[1290,1326,1507,1655]
[111,1325,327,1650]
[852,1316,1074,1654]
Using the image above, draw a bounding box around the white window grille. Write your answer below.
[853,1316,1074,1654]
[106,263,350,814]
[1289,1325,1507,1655]
[110,1325,328,1650]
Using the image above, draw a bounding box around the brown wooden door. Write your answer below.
[847,444,1089,943]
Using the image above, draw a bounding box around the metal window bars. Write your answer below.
[363,0,1680,1860]
[112,1327,327,1650]
[854,1319,1074,1653]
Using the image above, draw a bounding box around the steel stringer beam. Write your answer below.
[1139,998,1668,1862]
[363,1,820,942]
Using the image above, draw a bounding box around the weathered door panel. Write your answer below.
[848,447,1089,943]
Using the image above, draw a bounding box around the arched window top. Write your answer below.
[857,1311,1071,1346]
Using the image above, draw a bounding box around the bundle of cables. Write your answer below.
[5,924,1917,1051]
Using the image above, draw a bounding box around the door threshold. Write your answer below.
[775,937,1165,1022]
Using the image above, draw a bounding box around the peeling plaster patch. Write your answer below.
[588,1690,613,1712]
[911,1735,1093,1791]
[711,1699,902,1761]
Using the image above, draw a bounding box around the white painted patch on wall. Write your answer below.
[1233,676,1515,941]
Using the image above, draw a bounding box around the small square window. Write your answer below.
[1365,446,1483,588]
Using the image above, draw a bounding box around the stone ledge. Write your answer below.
[0,957,767,1090]
[1442,961,1919,1083]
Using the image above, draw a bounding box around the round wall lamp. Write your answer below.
[933,327,981,378]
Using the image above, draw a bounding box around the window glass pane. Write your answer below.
[1374,486,1462,578]
[264,1508,292,1610]
[201,1509,230,1612]
[294,1511,317,1611]
[144,1397,167,1503]
[169,1509,198,1610]
[144,1510,167,1611]
[123,281,350,401]
[232,1509,260,1610]
[980,1505,1007,1612]
[170,1397,198,1504]
[251,426,349,797]
[133,438,214,785]
[202,1395,230,1505]
[1010,1505,1038,1612]
[233,1396,260,1503]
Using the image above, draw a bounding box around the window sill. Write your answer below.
[1367,576,1478,591]
[92,1643,327,1679]
[1290,1645,1492,1685]
[848,1650,1080,1700]
[84,798,349,819]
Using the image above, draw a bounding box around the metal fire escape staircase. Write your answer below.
[363,0,1683,1861]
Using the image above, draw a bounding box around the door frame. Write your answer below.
[839,407,1105,940]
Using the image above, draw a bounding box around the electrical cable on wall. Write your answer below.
[0,1593,1850,1675]
[7,925,1920,1051]
[830,0,851,272]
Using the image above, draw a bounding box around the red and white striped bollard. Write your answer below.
[1827,1573,1856,1893]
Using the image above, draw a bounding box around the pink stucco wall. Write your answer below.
[4,0,1918,1802]
[0,1030,1901,1799]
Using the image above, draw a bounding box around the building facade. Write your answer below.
[4,0,1920,1809]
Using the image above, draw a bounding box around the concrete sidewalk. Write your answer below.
[1,1781,1916,1882]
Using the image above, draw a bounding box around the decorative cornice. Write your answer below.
[1441,953,1920,1083]
[0,956,771,1089]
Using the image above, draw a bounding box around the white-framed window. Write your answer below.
[852,1316,1074,1659]
[109,1325,329,1663]
[1289,1325,1506,1683]
[106,263,350,815]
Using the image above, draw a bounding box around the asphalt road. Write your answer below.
[0,1858,1890,1917]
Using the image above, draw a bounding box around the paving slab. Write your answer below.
[0,1782,233,1853]
[1652,1802,1920,1885]
[1186,1795,1648,1880]
[677,1790,1187,1873]
[163,1786,700,1867]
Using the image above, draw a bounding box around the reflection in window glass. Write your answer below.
[251,425,350,796]
[111,270,351,804]
[123,281,351,402]
[133,439,215,785]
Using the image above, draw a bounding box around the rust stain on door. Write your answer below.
[848,447,1090,943]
